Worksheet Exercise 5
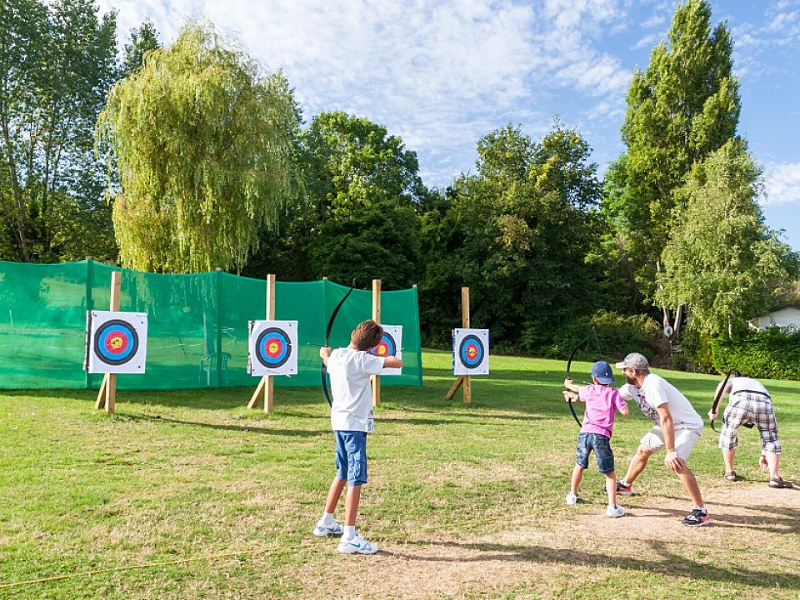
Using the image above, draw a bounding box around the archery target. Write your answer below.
[453,328,489,375]
[369,325,402,376]
[248,320,298,376]
[86,311,148,374]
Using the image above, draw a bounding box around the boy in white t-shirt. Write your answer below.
[313,320,402,554]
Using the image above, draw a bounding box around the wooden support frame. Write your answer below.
[371,279,381,407]
[248,274,276,412]
[95,271,122,413]
[445,287,472,404]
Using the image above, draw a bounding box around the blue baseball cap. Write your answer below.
[591,360,615,384]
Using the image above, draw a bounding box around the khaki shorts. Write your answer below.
[640,425,702,461]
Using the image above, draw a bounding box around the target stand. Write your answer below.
[88,271,149,413]
[444,287,489,404]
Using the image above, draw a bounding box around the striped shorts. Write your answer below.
[719,391,781,453]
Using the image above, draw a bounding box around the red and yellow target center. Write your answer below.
[268,341,280,355]
[467,346,478,359]
[106,335,126,352]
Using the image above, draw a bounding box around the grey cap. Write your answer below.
[615,352,649,370]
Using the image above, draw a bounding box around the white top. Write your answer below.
[329,348,385,432]
[639,373,703,429]
[729,376,769,397]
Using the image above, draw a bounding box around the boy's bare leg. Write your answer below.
[570,464,583,496]
[604,472,618,507]
[677,467,705,508]
[722,448,736,475]
[344,484,362,526]
[324,477,347,514]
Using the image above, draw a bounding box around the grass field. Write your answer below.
[1,350,798,599]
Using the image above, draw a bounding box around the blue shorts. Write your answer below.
[334,430,368,486]
[575,432,615,474]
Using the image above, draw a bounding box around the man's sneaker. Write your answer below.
[337,534,378,555]
[312,519,343,537]
[681,508,710,527]
[603,481,632,496]
[606,504,626,518]
[565,492,578,505]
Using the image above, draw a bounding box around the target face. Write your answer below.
[453,328,489,375]
[95,320,138,365]
[86,311,148,374]
[369,332,397,358]
[459,335,484,369]
[248,320,298,376]
[368,325,403,376]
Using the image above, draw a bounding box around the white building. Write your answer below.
[748,304,800,332]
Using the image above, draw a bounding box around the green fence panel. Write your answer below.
[0,260,422,390]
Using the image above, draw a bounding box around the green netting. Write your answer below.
[0,260,422,390]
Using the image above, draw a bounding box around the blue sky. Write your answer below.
[97,0,800,251]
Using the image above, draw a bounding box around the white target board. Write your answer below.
[452,328,489,375]
[368,325,403,376]
[248,320,298,376]
[85,311,148,374]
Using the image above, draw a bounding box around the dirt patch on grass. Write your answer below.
[292,483,799,600]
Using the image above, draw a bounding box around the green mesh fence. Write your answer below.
[0,260,422,390]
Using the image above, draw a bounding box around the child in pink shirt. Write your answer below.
[563,360,629,517]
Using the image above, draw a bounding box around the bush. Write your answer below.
[708,328,800,380]
[542,310,662,363]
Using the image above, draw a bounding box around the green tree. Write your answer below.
[605,0,741,333]
[275,111,424,287]
[419,123,603,351]
[0,0,118,262]
[655,141,798,338]
[122,19,161,76]
[97,21,299,273]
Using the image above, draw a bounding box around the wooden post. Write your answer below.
[371,279,381,407]
[249,274,276,412]
[445,286,471,404]
[95,271,121,413]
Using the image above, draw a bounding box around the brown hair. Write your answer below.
[351,319,383,351]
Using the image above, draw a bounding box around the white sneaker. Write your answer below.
[606,504,626,518]
[337,534,378,554]
[312,519,343,537]
[565,492,578,505]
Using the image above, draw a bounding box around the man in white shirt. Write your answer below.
[614,353,709,526]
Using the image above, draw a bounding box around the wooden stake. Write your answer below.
[95,271,121,413]
[249,274,276,411]
[445,286,471,404]
[371,279,381,407]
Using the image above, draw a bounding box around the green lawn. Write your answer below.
[1,350,798,599]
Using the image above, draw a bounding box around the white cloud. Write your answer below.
[762,162,800,206]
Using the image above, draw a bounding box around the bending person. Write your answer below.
[709,374,793,488]
[614,353,709,527]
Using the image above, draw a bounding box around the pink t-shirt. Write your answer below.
[579,384,628,438]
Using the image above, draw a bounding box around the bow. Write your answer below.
[709,370,733,432]
[564,327,602,427]
[320,278,357,406]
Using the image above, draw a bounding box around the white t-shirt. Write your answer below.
[328,348,385,432]
[729,376,769,397]
[639,373,703,430]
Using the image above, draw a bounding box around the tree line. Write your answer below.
[2,0,798,369]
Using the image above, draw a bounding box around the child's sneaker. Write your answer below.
[565,492,578,505]
[681,508,710,526]
[606,504,626,518]
[312,519,343,537]
[337,533,378,554]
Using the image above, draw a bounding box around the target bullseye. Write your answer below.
[94,320,139,365]
[369,332,397,358]
[255,327,292,368]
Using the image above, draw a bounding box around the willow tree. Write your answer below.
[655,141,797,338]
[97,21,298,273]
